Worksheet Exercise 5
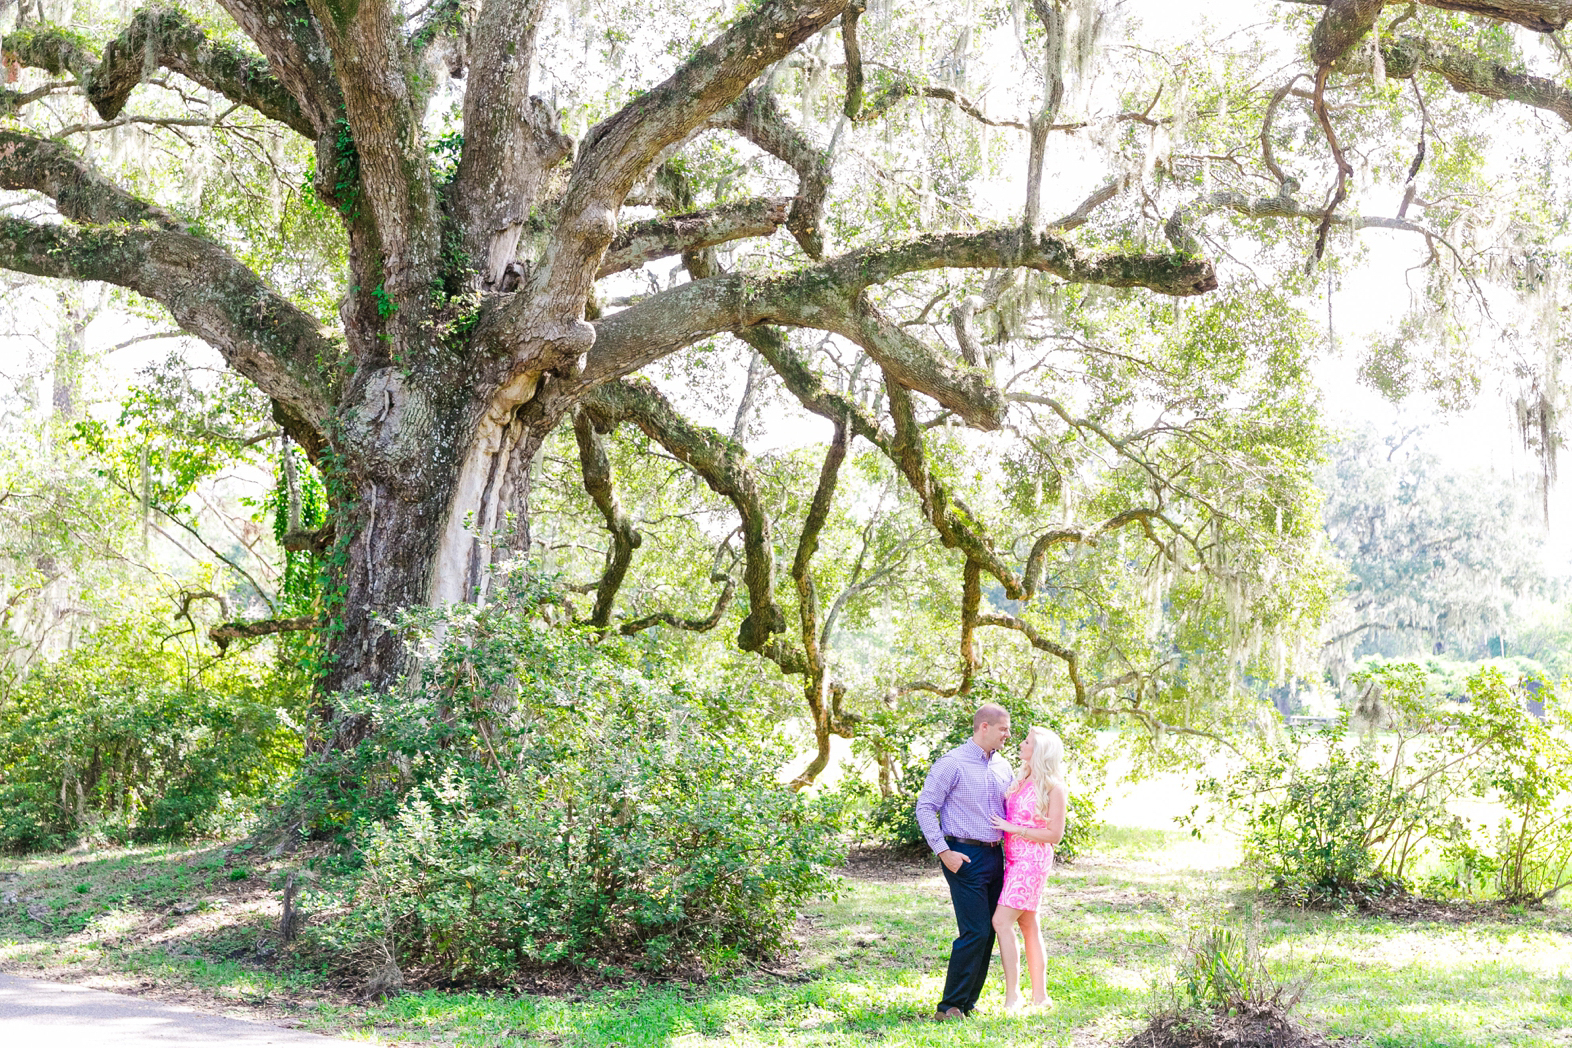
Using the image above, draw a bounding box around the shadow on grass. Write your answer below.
[0,842,327,1005]
[363,962,1137,1048]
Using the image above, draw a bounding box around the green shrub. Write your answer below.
[1173,907,1308,1016]
[0,619,305,851]
[1200,664,1571,906]
[1461,671,1572,903]
[298,570,844,978]
[867,789,925,851]
[1234,743,1417,904]
[1196,667,1453,903]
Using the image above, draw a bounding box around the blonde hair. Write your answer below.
[1010,725,1066,821]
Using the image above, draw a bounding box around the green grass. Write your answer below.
[3,831,1570,1046]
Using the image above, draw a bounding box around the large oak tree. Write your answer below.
[3,0,1567,771]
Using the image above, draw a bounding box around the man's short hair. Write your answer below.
[973,703,1009,730]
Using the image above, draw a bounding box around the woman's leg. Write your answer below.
[991,904,1024,1008]
[1019,909,1048,1004]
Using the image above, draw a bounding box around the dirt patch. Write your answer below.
[842,846,938,884]
[1352,892,1533,924]
[1122,1004,1354,1048]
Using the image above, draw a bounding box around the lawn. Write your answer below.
[2,809,1568,1047]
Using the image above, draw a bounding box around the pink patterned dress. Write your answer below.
[999,781,1055,911]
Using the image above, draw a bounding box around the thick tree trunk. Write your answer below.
[319,472,447,702]
[316,357,477,734]
[317,355,554,740]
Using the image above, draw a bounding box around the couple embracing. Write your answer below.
[914,703,1067,1019]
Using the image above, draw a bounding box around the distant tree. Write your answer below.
[1321,428,1552,671]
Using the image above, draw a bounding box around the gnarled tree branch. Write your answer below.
[790,417,855,788]
[581,377,799,662]
[214,0,341,135]
[573,409,641,630]
[1416,0,1572,32]
[599,196,792,277]
[710,85,833,259]
[2,8,314,137]
[855,79,1031,131]
[494,0,848,388]
[1020,508,1163,599]
[584,226,1215,427]
[303,0,441,335]
[453,0,572,289]
[1165,183,1459,257]
[209,615,319,653]
[0,217,334,439]
[1380,34,1572,125]
[619,573,738,635]
[0,130,182,229]
[977,611,1088,705]
[1309,0,1385,67]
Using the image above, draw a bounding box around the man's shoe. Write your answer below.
[933,1007,965,1021]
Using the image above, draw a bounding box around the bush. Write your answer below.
[0,619,305,851]
[1200,663,1572,906]
[298,570,844,978]
[1128,908,1315,1048]
[854,680,1103,861]
[1462,671,1572,903]
[1241,742,1422,903]
[1199,681,1454,904]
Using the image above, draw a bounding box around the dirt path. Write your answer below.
[0,974,367,1046]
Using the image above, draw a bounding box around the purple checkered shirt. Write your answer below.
[914,740,1013,855]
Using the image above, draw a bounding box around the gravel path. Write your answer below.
[0,974,368,1046]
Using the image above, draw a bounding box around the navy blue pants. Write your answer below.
[937,839,1004,1013]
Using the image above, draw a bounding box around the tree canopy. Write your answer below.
[3,0,1571,775]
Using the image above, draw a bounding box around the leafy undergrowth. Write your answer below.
[1,832,1569,1046]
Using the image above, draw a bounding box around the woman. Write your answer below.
[989,725,1067,1011]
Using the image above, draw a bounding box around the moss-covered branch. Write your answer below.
[1164,183,1457,256]
[884,382,1022,597]
[586,226,1212,431]
[1,7,314,137]
[1381,34,1572,125]
[618,574,737,635]
[823,226,1216,296]
[789,418,856,789]
[710,87,833,259]
[572,410,641,630]
[1416,0,1572,32]
[496,0,849,388]
[303,0,441,340]
[0,217,334,437]
[213,0,342,135]
[0,131,183,229]
[209,615,319,652]
[1020,509,1165,599]
[581,378,801,666]
[599,197,792,277]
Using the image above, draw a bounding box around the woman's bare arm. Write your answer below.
[989,782,1067,844]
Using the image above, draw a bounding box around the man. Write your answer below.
[914,702,1013,1020]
